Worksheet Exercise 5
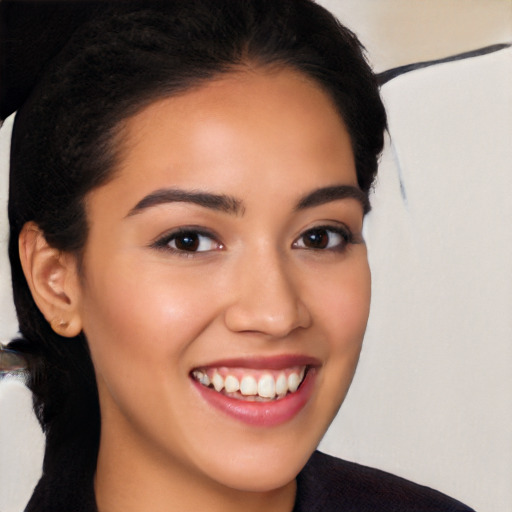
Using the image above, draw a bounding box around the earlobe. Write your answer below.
[19,222,83,337]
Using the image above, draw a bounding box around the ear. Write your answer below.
[19,221,83,337]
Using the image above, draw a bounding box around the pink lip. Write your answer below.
[191,362,318,427]
[193,354,321,371]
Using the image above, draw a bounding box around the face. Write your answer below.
[76,67,370,495]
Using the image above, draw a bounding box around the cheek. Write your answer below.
[77,262,223,447]
[311,256,371,348]
[308,256,370,407]
[78,260,217,384]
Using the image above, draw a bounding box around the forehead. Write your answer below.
[118,67,351,167]
[95,66,357,213]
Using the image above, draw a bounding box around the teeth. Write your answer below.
[240,375,258,396]
[287,373,300,393]
[193,367,307,399]
[192,370,211,387]
[258,374,276,399]
[275,373,287,397]
[224,375,240,393]
[212,372,224,392]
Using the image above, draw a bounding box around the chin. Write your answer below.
[181,421,327,494]
[202,449,311,493]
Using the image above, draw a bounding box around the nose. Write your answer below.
[223,250,312,338]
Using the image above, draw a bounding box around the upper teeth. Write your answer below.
[192,367,306,400]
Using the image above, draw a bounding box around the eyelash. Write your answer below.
[151,224,356,256]
[292,224,355,252]
[151,227,223,256]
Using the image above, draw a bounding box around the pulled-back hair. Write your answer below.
[7,0,386,509]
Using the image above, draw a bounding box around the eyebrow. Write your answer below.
[295,185,370,214]
[127,188,245,217]
[127,183,369,218]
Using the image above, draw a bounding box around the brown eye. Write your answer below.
[153,229,221,253]
[173,232,201,251]
[293,226,352,251]
[302,228,330,249]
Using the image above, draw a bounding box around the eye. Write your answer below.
[293,225,352,251]
[153,228,222,254]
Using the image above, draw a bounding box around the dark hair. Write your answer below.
[8,0,386,508]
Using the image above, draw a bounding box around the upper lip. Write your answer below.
[191,354,321,371]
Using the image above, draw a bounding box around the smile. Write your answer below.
[190,356,319,426]
[191,366,307,401]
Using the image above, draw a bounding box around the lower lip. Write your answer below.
[192,369,316,427]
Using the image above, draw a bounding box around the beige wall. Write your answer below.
[320,0,512,71]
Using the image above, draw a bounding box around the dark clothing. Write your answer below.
[294,451,475,511]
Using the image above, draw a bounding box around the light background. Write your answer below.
[1,2,511,512]
[318,2,512,512]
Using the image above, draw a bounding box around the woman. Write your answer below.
[4,0,474,510]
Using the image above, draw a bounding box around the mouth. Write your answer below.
[191,366,308,402]
[190,355,319,426]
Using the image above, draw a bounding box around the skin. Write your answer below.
[22,66,371,512]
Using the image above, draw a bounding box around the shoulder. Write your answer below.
[294,451,476,512]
